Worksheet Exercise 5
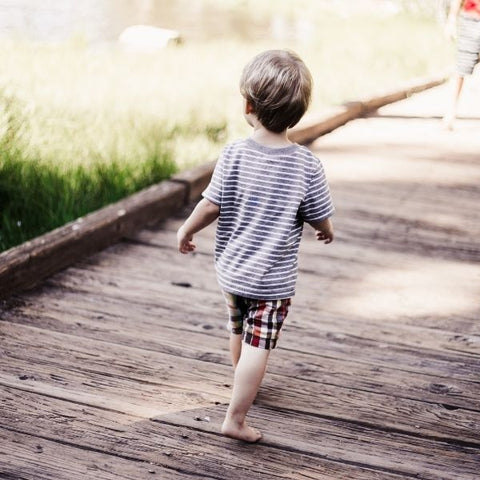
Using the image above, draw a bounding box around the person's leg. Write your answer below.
[443,74,464,129]
[221,342,269,442]
[221,297,290,442]
[222,292,246,369]
[444,15,480,129]
[229,333,242,369]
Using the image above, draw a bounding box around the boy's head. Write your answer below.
[240,49,312,133]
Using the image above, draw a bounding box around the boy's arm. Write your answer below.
[177,198,220,254]
[308,217,334,244]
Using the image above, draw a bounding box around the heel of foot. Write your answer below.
[221,420,262,443]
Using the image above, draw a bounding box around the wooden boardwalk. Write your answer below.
[1,83,480,479]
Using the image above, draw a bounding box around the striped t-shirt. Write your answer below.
[203,137,334,300]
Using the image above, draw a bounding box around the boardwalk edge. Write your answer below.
[0,75,447,300]
[288,75,447,144]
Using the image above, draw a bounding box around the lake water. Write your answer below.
[0,0,307,45]
[0,0,415,47]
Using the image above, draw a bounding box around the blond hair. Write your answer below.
[240,50,312,133]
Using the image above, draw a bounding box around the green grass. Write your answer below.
[0,4,453,252]
[0,94,177,249]
[0,154,175,248]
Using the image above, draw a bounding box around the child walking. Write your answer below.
[443,0,480,129]
[177,50,334,443]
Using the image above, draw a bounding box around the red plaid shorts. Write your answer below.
[222,292,291,350]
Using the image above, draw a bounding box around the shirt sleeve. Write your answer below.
[202,151,224,206]
[298,160,335,223]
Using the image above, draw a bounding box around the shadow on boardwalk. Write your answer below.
[1,83,479,479]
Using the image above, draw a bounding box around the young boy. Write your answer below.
[177,50,334,443]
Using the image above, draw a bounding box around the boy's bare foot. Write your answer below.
[221,418,262,443]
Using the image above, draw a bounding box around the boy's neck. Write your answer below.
[251,125,292,148]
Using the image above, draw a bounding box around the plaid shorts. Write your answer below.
[222,292,291,350]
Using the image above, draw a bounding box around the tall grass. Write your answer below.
[0,5,452,252]
[0,89,178,250]
[0,152,176,249]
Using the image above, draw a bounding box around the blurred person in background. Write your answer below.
[443,0,480,129]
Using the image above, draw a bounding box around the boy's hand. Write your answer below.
[177,226,196,254]
[310,217,334,244]
[315,228,334,244]
[176,199,220,254]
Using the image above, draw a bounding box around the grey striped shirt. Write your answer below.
[203,137,334,300]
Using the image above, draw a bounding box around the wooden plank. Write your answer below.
[0,429,191,480]
[328,217,480,262]
[40,243,480,359]
[31,280,480,381]
[1,322,479,446]
[11,262,479,385]
[3,385,479,480]
[171,160,216,202]
[3,296,480,412]
[136,219,480,260]
[288,76,447,144]
[0,388,409,480]
[7,292,480,404]
[359,76,447,111]
[128,227,480,336]
[157,405,480,480]
[138,215,480,268]
[288,103,363,145]
[71,235,480,316]
[75,256,480,357]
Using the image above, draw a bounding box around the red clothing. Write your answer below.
[463,0,480,14]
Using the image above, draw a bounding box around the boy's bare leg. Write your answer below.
[229,333,242,369]
[221,343,269,442]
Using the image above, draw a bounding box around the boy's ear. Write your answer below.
[245,101,255,114]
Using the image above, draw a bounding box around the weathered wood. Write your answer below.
[41,242,480,359]
[3,303,480,428]
[0,429,189,480]
[0,389,408,480]
[288,75,447,144]
[171,160,217,202]
[4,293,479,410]
[1,322,479,446]
[16,259,479,386]
[157,406,480,480]
[359,76,448,111]
[288,104,364,145]
[2,387,479,480]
